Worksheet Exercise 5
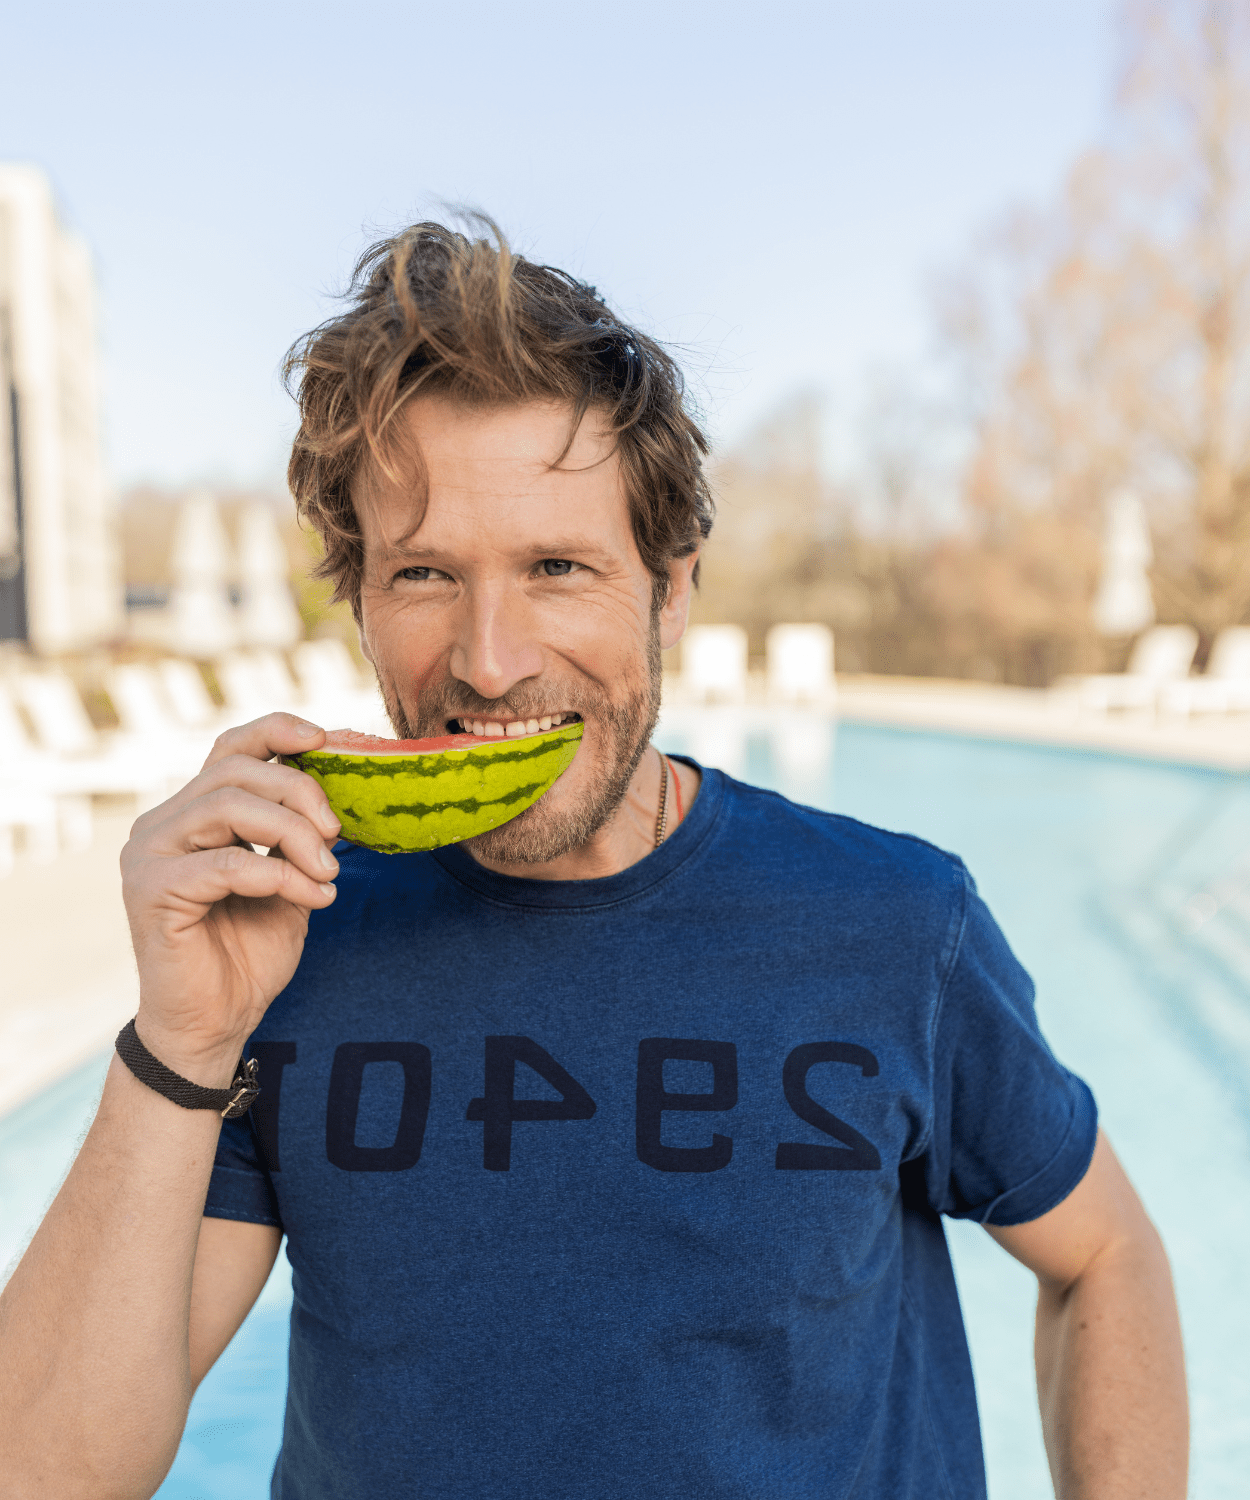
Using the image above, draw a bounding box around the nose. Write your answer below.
[448,581,545,703]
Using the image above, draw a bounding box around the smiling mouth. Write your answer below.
[445,711,583,739]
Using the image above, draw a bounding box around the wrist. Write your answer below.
[132,1012,248,1090]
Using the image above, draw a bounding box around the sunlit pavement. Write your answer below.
[834,674,1250,771]
[0,808,137,1116]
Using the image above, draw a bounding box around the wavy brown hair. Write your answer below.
[284,216,714,616]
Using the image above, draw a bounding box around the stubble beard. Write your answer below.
[380,618,663,865]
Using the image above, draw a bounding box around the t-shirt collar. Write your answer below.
[430,758,724,910]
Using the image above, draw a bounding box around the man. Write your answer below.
[1,221,1186,1499]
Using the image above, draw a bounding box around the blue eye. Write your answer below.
[398,567,431,581]
[542,559,573,576]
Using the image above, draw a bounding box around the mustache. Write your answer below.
[437,691,591,718]
[388,676,608,737]
[429,686,597,718]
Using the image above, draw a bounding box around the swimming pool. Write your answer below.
[4,713,1247,1497]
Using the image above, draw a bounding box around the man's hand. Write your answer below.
[989,1131,1187,1500]
[121,713,341,1085]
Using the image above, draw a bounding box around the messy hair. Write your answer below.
[284,215,714,615]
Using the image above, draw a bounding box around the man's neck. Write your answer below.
[467,745,700,882]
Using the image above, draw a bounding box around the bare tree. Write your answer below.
[942,0,1250,659]
[697,1,1250,686]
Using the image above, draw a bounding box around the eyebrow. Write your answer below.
[376,535,618,565]
[376,531,430,559]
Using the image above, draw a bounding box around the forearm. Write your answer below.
[0,714,333,1496]
[0,1049,235,1499]
[1034,1226,1187,1500]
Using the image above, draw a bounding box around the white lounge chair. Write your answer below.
[292,639,387,731]
[10,673,173,803]
[0,680,34,763]
[0,780,60,875]
[250,648,302,709]
[14,673,100,758]
[158,658,223,731]
[293,638,363,699]
[766,624,836,706]
[0,685,92,854]
[108,664,189,738]
[681,626,749,705]
[106,664,216,776]
[214,651,295,720]
[1076,625,1199,713]
[1159,627,1250,716]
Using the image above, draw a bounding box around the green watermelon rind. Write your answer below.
[284,722,584,854]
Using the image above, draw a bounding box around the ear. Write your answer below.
[658,550,700,652]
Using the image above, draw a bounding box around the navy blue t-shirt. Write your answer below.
[205,765,1097,1500]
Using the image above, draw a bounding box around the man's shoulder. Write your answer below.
[716,772,969,907]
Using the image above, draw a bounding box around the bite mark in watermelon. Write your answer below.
[284,722,584,853]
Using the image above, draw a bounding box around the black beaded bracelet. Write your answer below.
[115,1019,261,1119]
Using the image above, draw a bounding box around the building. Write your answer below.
[0,164,121,655]
[121,488,306,657]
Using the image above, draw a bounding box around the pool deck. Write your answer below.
[833,675,1250,770]
[0,808,137,1117]
[2,676,1247,1118]
[670,673,1250,772]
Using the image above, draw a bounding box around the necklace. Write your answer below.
[655,749,671,847]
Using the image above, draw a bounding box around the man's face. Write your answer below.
[354,395,695,863]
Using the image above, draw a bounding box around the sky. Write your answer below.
[1,0,1121,491]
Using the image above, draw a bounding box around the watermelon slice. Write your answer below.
[284,722,584,854]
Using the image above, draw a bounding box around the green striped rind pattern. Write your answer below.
[284,722,584,853]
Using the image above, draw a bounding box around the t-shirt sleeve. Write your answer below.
[204,1113,284,1229]
[920,863,1098,1226]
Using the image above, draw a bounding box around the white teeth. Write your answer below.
[463,714,570,736]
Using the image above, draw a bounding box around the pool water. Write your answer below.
[4,714,1248,1498]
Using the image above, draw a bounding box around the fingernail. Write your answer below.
[321,808,341,833]
[319,882,337,898]
[296,721,320,738]
[319,846,338,872]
